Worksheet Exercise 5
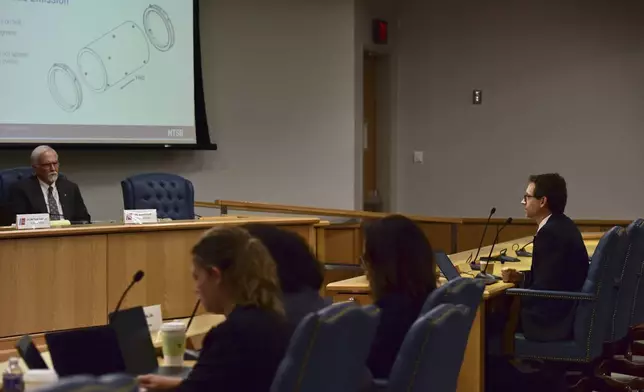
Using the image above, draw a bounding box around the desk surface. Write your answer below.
[327,235,601,299]
[0,216,320,239]
[0,313,223,382]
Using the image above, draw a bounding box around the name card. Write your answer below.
[16,214,51,230]
[123,209,158,225]
[144,304,163,332]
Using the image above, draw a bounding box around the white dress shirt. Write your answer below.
[39,179,64,220]
[537,214,552,233]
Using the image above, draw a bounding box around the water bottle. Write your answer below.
[3,357,24,392]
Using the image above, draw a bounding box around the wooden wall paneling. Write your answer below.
[106,230,203,320]
[0,235,108,337]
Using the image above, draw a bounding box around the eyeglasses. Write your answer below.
[522,194,539,202]
[37,161,59,168]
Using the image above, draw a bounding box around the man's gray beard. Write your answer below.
[48,172,59,183]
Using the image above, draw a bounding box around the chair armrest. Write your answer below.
[505,288,595,301]
[372,378,388,391]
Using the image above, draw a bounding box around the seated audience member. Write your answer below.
[6,145,90,224]
[244,224,330,326]
[138,226,291,392]
[362,214,437,379]
[502,173,589,342]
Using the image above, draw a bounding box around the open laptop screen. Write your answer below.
[435,251,460,280]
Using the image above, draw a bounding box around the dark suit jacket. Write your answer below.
[367,293,427,379]
[178,305,291,392]
[520,213,589,342]
[6,176,90,224]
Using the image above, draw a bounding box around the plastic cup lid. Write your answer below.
[161,321,186,332]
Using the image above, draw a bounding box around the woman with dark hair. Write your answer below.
[137,225,291,391]
[362,214,437,378]
[244,223,330,326]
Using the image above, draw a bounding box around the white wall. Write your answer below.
[0,0,359,221]
[394,0,644,219]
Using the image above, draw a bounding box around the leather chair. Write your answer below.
[270,301,380,392]
[421,277,485,316]
[384,303,470,392]
[587,219,644,389]
[0,167,34,225]
[121,173,195,220]
[38,374,137,392]
[372,280,484,392]
[506,227,629,367]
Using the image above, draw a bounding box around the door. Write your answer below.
[363,52,379,211]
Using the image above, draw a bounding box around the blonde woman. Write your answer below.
[138,226,291,391]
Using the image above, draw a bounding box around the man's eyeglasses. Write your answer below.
[522,194,539,202]
[36,161,59,168]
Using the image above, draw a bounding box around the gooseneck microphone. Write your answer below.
[471,207,496,266]
[516,239,534,257]
[113,270,145,315]
[477,217,513,284]
[183,299,202,361]
[185,299,201,332]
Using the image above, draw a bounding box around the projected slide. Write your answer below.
[0,0,195,144]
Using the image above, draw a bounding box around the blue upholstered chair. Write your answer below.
[585,220,644,386]
[421,277,485,316]
[121,173,195,220]
[384,303,470,392]
[506,226,629,363]
[372,279,484,392]
[38,374,137,392]
[608,219,644,343]
[0,167,34,225]
[270,301,380,392]
[0,167,33,203]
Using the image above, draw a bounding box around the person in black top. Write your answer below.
[4,146,90,225]
[138,226,291,391]
[502,173,589,342]
[362,215,437,379]
[244,224,330,327]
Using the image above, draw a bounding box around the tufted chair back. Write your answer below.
[121,173,195,220]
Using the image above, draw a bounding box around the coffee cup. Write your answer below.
[161,321,187,367]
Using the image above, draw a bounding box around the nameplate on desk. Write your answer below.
[123,209,158,225]
[144,304,163,332]
[16,214,51,230]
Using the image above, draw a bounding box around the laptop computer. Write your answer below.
[45,326,127,377]
[15,335,48,370]
[435,251,461,281]
[109,306,191,378]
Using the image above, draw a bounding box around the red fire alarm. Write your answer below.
[373,19,388,45]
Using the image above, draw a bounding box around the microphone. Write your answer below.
[470,207,496,267]
[477,217,512,284]
[112,270,145,316]
[185,299,200,331]
[516,239,534,257]
[183,299,201,361]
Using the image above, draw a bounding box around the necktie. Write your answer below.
[48,186,61,220]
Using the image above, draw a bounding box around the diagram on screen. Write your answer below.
[47,4,175,112]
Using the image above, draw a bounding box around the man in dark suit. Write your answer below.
[501,173,589,342]
[7,146,90,224]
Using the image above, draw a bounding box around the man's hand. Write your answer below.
[137,374,182,391]
[501,267,523,284]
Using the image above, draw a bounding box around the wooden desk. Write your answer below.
[0,217,317,343]
[196,199,627,261]
[0,313,221,388]
[326,235,601,392]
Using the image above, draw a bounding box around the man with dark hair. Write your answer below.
[502,173,589,341]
